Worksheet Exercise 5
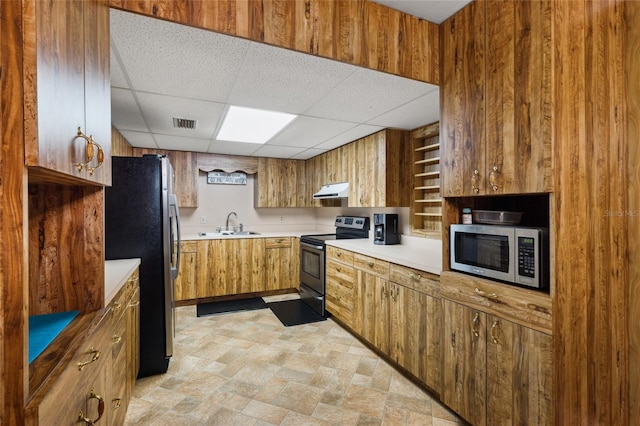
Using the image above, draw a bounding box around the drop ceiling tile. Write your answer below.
[291,148,327,160]
[306,68,434,123]
[111,88,148,132]
[228,43,356,114]
[119,130,158,149]
[135,92,225,138]
[251,145,307,159]
[367,88,440,129]
[110,9,249,102]
[314,124,384,151]
[268,116,357,148]
[110,47,129,89]
[208,140,263,156]
[155,134,212,153]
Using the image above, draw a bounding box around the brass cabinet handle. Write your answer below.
[472,313,480,337]
[87,141,104,176]
[382,283,388,297]
[336,267,342,273]
[112,335,122,345]
[489,165,500,191]
[112,397,122,411]
[74,127,95,172]
[475,287,500,302]
[391,285,398,301]
[471,169,480,194]
[367,261,374,268]
[78,390,105,425]
[408,272,422,281]
[490,320,500,344]
[336,252,342,257]
[77,347,100,370]
[128,301,140,308]
[113,302,122,313]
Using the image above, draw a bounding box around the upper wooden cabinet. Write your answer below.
[255,158,307,207]
[349,129,412,207]
[441,0,552,197]
[23,0,111,185]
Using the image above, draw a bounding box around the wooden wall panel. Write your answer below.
[108,0,439,85]
[627,1,640,421]
[1,0,28,422]
[28,184,105,315]
[552,0,628,424]
[111,126,134,156]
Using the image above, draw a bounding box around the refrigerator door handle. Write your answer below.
[169,193,181,280]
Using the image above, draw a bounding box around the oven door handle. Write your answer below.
[301,242,324,251]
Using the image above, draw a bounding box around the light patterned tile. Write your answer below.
[271,381,324,415]
[242,399,289,424]
[280,411,332,426]
[253,377,290,404]
[205,407,258,425]
[341,384,388,419]
[309,365,355,392]
[313,402,361,424]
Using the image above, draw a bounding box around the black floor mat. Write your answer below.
[196,297,268,317]
[268,299,327,327]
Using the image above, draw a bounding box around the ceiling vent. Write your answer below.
[172,117,197,129]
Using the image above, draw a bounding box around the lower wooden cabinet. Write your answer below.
[442,298,552,426]
[175,241,198,301]
[265,237,299,291]
[325,246,356,328]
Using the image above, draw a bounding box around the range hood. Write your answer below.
[313,182,349,199]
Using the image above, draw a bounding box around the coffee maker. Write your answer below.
[373,213,400,245]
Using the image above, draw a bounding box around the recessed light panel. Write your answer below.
[216,106,297,144]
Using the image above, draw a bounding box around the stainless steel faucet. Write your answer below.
[226,211,238,231]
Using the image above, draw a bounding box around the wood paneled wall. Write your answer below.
[552,0,629,424]
[1,0,28,423]
[112,126,134,156]
[627,1,640,421]
[108,0,440,85]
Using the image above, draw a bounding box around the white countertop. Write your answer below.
[182,230,317,240]
[105,258,141,305]
[327,235,443,275]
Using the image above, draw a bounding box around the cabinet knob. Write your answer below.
[490,320,500,344]
[489,165,500,191]
[408,272,422,281]
[471,169,480,194]
[472,313,481,337]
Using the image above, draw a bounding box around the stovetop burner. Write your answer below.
[300,216,370,246]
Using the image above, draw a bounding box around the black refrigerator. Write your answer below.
[105,155,181,377]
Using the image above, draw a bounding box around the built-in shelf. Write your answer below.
[411,122,442,237]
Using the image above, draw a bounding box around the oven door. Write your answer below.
[300,241,325,294]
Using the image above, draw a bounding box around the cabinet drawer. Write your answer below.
[112,311,127,360]
[326,246,354,265]
[265,237,291,249]
[353,253,389,279]
[326,259,355,288]
[180,240,198,252]
[389,264,440,297]
[440,271,552,334]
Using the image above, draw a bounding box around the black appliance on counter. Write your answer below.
[299,216,369,317]
[373,213,400,245]
[105,155,181,377]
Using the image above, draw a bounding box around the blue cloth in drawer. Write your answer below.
[29,310,80,363]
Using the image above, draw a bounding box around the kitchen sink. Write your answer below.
[198,231,260,237]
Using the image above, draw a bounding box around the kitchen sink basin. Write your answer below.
[198,231,260,237]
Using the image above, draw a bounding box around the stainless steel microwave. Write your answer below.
[450,224,549,289]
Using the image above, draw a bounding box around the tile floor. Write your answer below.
[124,296,464,425]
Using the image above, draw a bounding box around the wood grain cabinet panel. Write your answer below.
[441,0,552,197]
[255,158,307,207]
[265,237,299,291]
[442,298,552,426]
[23,0,111,185]
[175,241,198,301]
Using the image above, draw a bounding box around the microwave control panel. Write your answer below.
[517,237,536,278]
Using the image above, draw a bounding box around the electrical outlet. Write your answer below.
[200,215,207,224]
[279,216,284,223]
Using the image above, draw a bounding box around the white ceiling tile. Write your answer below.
[228,43,356,114]
[251,145,307,159]
[314,125,385,151]
[110,9,249,102]
[120,130,158,149]
[291,148,327,160]
[305,68,434,123]
[135,92,226,139]
[268,116,357,148]
[154,134,212,152]
[208,140,262,156]
[111,88,148,132]
[367,88,440,129]
[110,47,129,88]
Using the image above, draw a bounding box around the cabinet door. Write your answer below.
[442,300,487,426]
[485,0,552,194]
[389,284,443,395]
[486,315,552,425]
[325,259,355,328]
[265,238,297,291]
[441,0,486,197]
[175,241,197,301]
[350,133,383,207]
[255,158,306,207]
[354,270,389,354]
[127,285,140,398]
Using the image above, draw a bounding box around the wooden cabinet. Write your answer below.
[411,123,442,237]
[348,129,412,207]
[133,149,198,207]
[255,158,307,207]
[305,154,340,207]
[265,237,299,291]
[441,0,552,197]
[23,0,111,185]
[192,237,298,300]
[25,309,112,425]
[175,241,198,301]
[325,246,356,328]
[442,298,552,426]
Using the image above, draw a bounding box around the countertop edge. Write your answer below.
[105,258,141,305]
